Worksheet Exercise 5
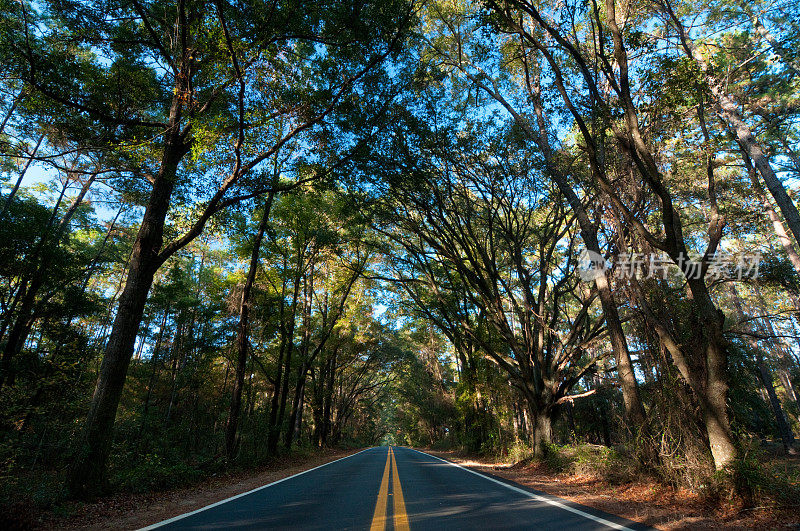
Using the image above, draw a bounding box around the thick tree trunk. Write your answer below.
[225,197,273,460]
[593,259,647,428]
[66,110,186,497]
[531,408,554,457]
[67,245,163,496]
[688,279,738,470]
[702,333,738,469]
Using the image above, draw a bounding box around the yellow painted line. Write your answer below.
[370,447,392,531]
[391,447,410,531]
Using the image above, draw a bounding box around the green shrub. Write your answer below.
[571,444,635,483]
[541,443,572,472]
[700,444,800,507]
[525,443,638,484]
[507,441,533,463]
[111,453,202,493]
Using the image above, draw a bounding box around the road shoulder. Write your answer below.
[422,449,796,530]
[36,448,363,530]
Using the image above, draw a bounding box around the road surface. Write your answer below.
[142,446,647,530]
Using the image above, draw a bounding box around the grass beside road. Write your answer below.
[24,447,363,530]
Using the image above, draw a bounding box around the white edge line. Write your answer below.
[138,447,374,530]
[408,448,635,531]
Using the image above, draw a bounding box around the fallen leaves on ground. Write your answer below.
[427,450,800,530]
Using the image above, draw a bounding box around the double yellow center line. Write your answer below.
[370,447,410,531]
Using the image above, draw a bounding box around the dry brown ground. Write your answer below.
[31,447,362,530]
[425,450,800,530]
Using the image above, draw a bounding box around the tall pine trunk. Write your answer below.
[268,269,302,455]
[225,196,273,460]
[66,91,188,497]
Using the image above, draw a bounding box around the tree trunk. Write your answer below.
[140,308,169,435]
[311,360,326,447]
[528,68,648,434]
[756,360,796,453]
[737,145,800,276]
[0,135,44,222]
[266,274,289,453]
[729,284,796,453]
[779,370,800,424]
[0,281,38,389]
[597,397,612,447]
[268,275,301,455]
[293,373,307,446]
[285,364,307,450]
[741,2,800,75]
[531,408,554,457]
[565,402,577,443]
[321,348,336,446]
[164,321,183,425]
[225,196,273,460]
[267,338,287,454]
[284,258,314,450]
[689,279,738,470]
[593,260,647,428]
[274,345,295,453]
[66,96,187,497]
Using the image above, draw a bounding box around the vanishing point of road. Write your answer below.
[142,446,648,530]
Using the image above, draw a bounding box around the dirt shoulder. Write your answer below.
[36,447,363,530]
[423,450,800,530]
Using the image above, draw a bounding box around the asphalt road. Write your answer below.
[143,446,648,530]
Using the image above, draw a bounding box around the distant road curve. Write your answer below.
[141,446,650,530]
